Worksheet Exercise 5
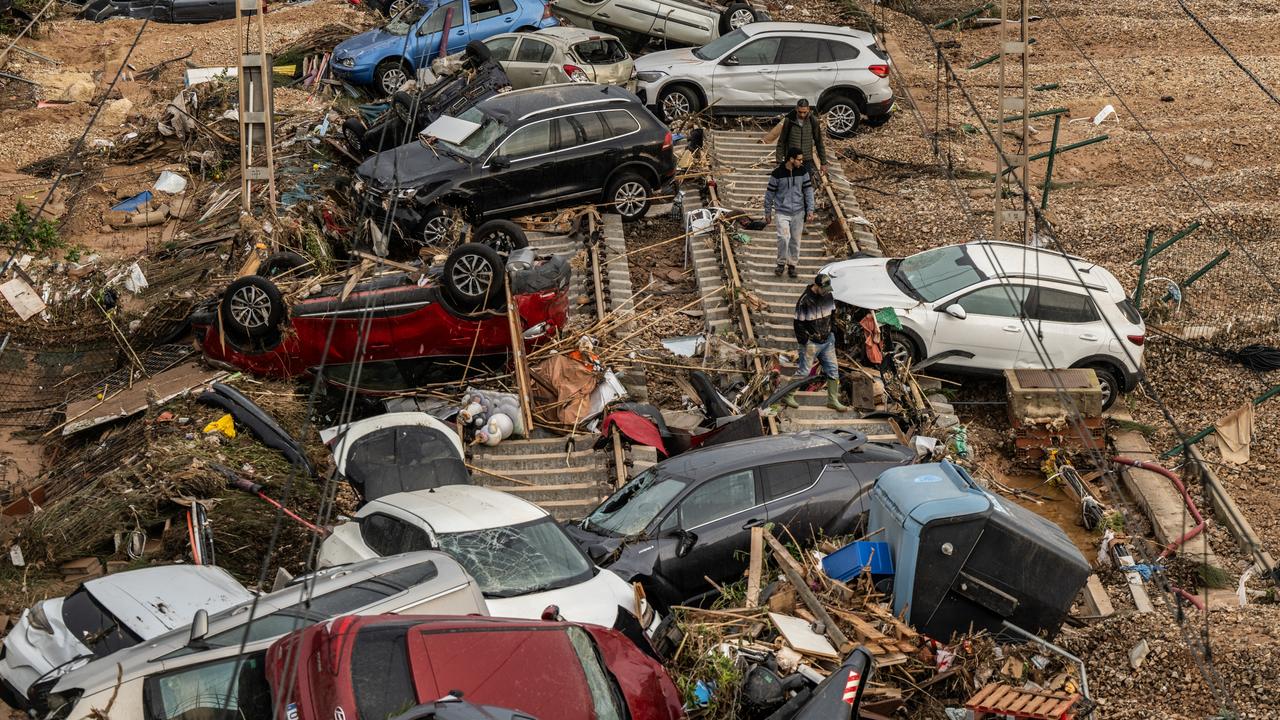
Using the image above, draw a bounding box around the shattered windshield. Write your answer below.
[583,469,687,537]
[429,105,507,160]
[436,517,594,598]
[386,1,430,35]
[896,245,985,302]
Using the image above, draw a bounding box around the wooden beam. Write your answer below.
[746,526,764,608]
[764,530,851,651]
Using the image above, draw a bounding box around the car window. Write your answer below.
[419,1,461,35]
[303,583,390,615]
[584,468,688,537]
[954,285,1029,317]
[761,461,816,500]
[353,625,416,720]
[1026,287,1100,323]
[470,0,515,21]
[1117,298,1141,324]
[387,0,434,35]
[566,626,625,720]
[728,37,781,66]
[359,512,434,556]
[496,119,552,160]
[60,588,144,659]
[826,40,859,61]
[514,37,554,63]
[573,38,627,64]
[143,652,272,720]
[895,245,985,301]
[569,112,610,144]
[485,36,517,61]
[437,517,593,598]
[694,28,747,60]
[432,105,507,160]
[601,109,640,136]
[680,469,758,528]
[374,561,441,590]
[778,37,820,65]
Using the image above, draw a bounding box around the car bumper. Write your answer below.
[329,61,375,86]
[864,95,894,119]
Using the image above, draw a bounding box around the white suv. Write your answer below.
[634,22,893,137]
[823,241,1145,408]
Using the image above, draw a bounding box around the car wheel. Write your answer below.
[220,276,285,340]
[658,85,701,122]
[257,251,309,280]
[471,219,529,256]
[606,173,652,221]
[342,117,367,155]
[720,2,758,33]
[465,40,492,63]
[821,94,861,139]
[375,59,410,97]
[1088,365,1121,410]
[887,331,920,367]
[444,243,506,311]
[383,0,409,17]
[417,207,457,248]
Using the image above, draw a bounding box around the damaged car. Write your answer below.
[42,552,487,720]
[0,565,250,713]
[266,614,685,720]
[319,485,651,644]
[343,41,514,157]
[483,26,636,89]
[564,430,914,612]
[192,243,570,382]
[823,240,1145,409]
[552,0,766,48]
[77,0,234,23]
[355,83,675,248]
[324,412,470,503]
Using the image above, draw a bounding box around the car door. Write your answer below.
[711,36,781,108]
[663,468,764,601]
[503,36,556,88]
[929,283,1030,369]
[467,0,519,41]
[1021,285,1107,369]
[590,0,660,40]
[772,37,837,108]
[484,116,562,213]
[484,33,518,68]
[760,459,828,543]
[562,111,617,192]
[410,1,465,71]
[143,652,273,720]
[649,0,716,45]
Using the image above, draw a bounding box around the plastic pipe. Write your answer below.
[1110,457,1204,559]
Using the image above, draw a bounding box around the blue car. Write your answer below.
[332,0,558,96]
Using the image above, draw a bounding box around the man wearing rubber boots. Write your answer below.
[783,272,848,412]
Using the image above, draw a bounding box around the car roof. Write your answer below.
[963,241,1126,298]
[652,430,849,479]
[740,21,872,42]
[528,25,620,45]
[479,83,637,123]
[366,485,546,532]
[84,565,251,638]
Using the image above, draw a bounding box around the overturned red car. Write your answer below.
[266,614,685,720]
[192,244,569,382]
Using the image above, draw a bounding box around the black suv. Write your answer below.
[355,83,676,247]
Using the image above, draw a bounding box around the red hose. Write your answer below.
[1110,456,1205,559]
[1171,584,1206,611]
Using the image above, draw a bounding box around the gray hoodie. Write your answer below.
[764,163,815,217]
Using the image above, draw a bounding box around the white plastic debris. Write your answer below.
[154,170,188,194]
[1092,104,1115,125]
[123,262,149,293]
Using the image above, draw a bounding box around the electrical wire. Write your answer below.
[1170,0,1280,108]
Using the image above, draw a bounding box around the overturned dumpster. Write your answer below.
[870,461,1090,641]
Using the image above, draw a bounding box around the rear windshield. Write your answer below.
[344,425,469,499]
[61,588,143,658]
[1117,298,1141,324]
[573,39,627,64]
[353,625,417,720]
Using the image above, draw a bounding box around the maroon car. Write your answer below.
[266,614,685,720]
[192,244,569,383]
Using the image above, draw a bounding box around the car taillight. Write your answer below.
[1127,334,1145,346]
[541,2,551,19]
[869,64,890,78]
[325,616,359,673]
[662,131,672,150]
[563,64,589,82]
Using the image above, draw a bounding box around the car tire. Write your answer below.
[886,330,920,367]
[443,243,506,311]
[465,39,492,63]
[375,59,411,97]
[658,84,701,122]
[605,172,652,221]
[220,276,285,341]
[471,219,529,256]
[821,94,862,139]
[257,251,309,280]
[342,116,367,155]
[1087,365,1121,410]
[382,0,410,17]
[418,207,457,248]
[720,2,759,34]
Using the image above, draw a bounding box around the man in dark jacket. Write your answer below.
[763,148,816,278]
[761,99,828,177]
[783,272,848,412]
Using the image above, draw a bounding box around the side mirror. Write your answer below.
[490,155,511,170]
[676,530,698,558]
[943,303,967,320]
[722,55,740,66]
[188,609,209,646]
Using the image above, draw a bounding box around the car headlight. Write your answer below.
[339,57,355,68]
[27,603,53,634]
[396,187,417,200]
[635,70,667,83]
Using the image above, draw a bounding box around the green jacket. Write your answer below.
[774,109,828,165]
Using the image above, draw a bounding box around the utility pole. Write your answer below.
[993,0,1031,244]
[236,0,277,216]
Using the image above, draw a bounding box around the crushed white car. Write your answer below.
[324,411,470,504]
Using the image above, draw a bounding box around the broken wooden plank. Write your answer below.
[745,526,764,608]
[769,612,839,660]
[1113,544,1154,614]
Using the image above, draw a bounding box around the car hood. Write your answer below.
[823,256,918,310]
[357,141,469,192]
[0,599,83,692]
[335,27,402,62]
[485,569,632,628]
[635,47,703,73]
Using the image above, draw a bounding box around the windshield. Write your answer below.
[583,469,687,537]
[60,589,143,658]
[429,105,507,160]
[343,425,468,501]
[437,517,593,598]
[386,1,430,35]
[693,28,747,60]
[896,245,985,301]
